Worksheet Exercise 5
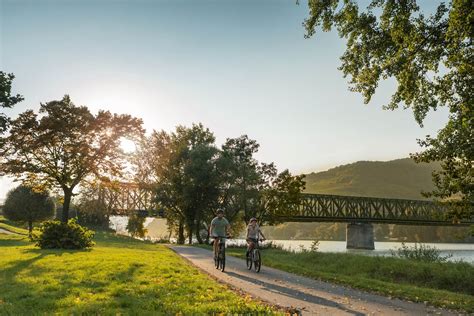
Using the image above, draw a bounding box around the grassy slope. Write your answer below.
[0,215,29,235]
[0,231,275,314]
[220,246,474,313]
[304,158,440,199]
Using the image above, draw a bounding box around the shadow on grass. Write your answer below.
[0,253,148,314]
[21,248,92,256]
[0,237,31,247]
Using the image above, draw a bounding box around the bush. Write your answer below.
[126,214,148,238]
[390,242,453,263]
[33,219,95,249]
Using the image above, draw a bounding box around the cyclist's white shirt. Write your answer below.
[247,223,261,239]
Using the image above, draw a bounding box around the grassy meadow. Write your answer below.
[0,220,276,314]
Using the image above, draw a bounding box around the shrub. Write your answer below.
[390,242,452,263]
[126,214,148,238]
[33,219,95,249]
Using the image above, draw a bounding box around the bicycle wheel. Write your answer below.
[214,242,219,269]
[253,249,261,273]
[246,251,252,270]
[219,244,226,272]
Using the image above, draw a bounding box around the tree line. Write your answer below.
[133,125,305,243]
[0,75,304,243]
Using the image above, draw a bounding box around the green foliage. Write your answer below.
[223,246,474,312]
[32,219,95,249]
[126,214,148,238]
[135,124,220,244]
[75,187,110,227]
[219,135,306,224]
[303,0,473,211]
[0,95,144,223]
[136,126,306,244]
[0,71,24,133]
[0,232,274,314]
[391,242,453,263]
[3,185,55,235]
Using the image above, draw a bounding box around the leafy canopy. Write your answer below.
[303,0,473,209]
[0,71,24,133]
[1,95,144,222]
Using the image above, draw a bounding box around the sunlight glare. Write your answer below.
[120,139,136,153]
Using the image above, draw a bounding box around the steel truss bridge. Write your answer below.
[98,183,162,217]
[272,193,473,226]
[100,184,473,225]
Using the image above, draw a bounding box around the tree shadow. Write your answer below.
[0,253,147,314]
[21,248,92,256]
[0,238,31,247]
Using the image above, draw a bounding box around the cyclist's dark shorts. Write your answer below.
[211,236,226,244]
[247,238,258,244]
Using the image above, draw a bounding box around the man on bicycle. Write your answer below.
[210,209,230,259]
[246,217,266,257]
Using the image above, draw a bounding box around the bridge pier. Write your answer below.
[346,223,374,250]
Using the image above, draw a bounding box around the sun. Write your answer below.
[120,139,136,153]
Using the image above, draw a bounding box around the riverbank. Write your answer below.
[198,245,474,313]
[0,230,275,314]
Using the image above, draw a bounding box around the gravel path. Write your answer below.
[0,228,16,235]
[170,245,457,315]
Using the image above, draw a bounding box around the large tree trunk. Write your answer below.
[62,188,73,223]
[187,225,193,245]
[195,220,203,244]
[177,221,185,244]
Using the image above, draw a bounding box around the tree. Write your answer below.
[75,184,110,228]
[219,135,306,225]
[3,185,55,236]
[219,135,262,224]
[0,71,24,134]
[0,95,144,223]
[126,214,148,238]
[136,124,219,244]
[302,0,473,212]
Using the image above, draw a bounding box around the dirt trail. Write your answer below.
[170,245,456,315]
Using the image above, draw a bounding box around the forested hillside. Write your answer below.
[304,158,440,200]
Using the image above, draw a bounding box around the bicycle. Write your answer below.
[246,238,262,273]
[213,236,228,272]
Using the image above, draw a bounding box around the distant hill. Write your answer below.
[304,158,441,200]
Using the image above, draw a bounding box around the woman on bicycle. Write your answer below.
[246,217,266,257]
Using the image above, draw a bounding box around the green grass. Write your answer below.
[199,245,474,313]
[0,231,276,314]
[0,215,29,235]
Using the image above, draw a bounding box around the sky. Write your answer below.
[0,0,447,201]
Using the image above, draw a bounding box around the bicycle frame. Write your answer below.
[214,236,227,272]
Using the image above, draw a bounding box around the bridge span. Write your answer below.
[269,193,473,249]
[99,184,473,250]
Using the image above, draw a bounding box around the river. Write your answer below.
[110,216,474,263]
